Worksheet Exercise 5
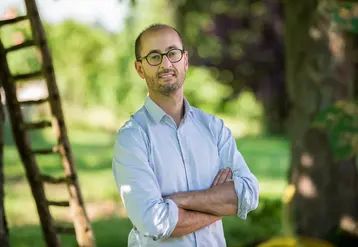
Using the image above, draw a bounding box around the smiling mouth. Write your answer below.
[158,73,176,79]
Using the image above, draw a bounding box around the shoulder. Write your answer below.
[189,106,226,141]
[190,106,224,129]
[115,108,150,147]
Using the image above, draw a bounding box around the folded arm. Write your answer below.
[170,168,232,236]
[215,118,259,219]
[168,181,238,216]
[171,208,221,237]
[168,118,259,219]
[112,123,220,240]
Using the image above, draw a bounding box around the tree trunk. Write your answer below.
[0,88,9,246]
[284,0,358,244]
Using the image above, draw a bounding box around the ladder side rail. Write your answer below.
[0,40,61,247]
[24,1,95,246]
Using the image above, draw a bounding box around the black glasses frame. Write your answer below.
[137,48,185,66]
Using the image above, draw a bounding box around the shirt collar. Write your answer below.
[144,95,193,124]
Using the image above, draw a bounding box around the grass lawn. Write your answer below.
[3,118,289,247]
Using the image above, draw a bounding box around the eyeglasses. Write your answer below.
[137,48,185,66]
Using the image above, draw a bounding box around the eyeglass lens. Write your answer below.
[147,49,182,65]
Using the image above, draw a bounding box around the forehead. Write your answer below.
[140,28,182,55]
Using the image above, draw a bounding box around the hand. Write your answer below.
[211,168,232,188]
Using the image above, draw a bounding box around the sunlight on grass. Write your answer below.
[67,127,114,147]
[3,147,23,178]
[5,185,39,225]
[236,135,290,197]
[79,171,119,201]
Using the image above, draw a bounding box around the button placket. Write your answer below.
[177,127,199,246]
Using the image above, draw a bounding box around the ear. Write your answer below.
[135,61,145,79]
[183,50,189,72]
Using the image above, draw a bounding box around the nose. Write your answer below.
[160,55,172,68]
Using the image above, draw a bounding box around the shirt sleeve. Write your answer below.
[112,122,179,240]
[214,118,259,219]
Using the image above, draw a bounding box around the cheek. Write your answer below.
[143,67,157,78]
[178,63,187,74]
[184,63,188,72]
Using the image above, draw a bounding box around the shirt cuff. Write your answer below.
[233,177,250,219]
[162,198,179,239]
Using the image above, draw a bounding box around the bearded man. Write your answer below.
[112,23,259,247]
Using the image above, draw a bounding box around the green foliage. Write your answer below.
[0,21,40,75]
[184,67,231,112]
[46,20,123,108]
[332,3,358,33]
[2,0,247,117]
[312,101,358,162]
[224,91,263,118]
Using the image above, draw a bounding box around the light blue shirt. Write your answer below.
[112,96,259,247]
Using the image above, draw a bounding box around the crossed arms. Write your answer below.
[168,168,237,237]
[112,120,259,240]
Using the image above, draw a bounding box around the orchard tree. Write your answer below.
[284,0,358,244]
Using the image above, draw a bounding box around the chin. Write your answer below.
[158,79,177,85]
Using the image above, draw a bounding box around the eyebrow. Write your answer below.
[147,45,181,55]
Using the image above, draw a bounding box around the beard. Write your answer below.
[145,69,186,96]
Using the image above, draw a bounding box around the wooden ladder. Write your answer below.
[0,0,96,246]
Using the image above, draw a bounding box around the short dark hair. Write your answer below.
[134,23,184,60]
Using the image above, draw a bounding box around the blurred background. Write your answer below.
[0,0,358,246]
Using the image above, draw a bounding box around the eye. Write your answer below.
[148,53,161,61]
[168,50,179,58]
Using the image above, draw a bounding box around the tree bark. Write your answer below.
[285,0,358,244]
[0,88,9,246]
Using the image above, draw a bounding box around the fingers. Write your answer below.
[217,168,231,185]
[212,169,223,187]
[212,168,232,187]
[226,169,232,181]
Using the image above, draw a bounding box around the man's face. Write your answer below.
[135,28,188,96]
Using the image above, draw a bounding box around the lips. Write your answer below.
[158,71,176,79]
[159,73,174,79]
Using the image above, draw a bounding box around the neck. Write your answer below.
[148,88,184,126]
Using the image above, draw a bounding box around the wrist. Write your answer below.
[181,190,208,210]
[177,192,192,208]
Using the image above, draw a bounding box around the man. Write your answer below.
[112,23,259,247]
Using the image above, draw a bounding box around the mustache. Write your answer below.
[158,69,176,76]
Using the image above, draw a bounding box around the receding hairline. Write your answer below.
[135,24,184,60]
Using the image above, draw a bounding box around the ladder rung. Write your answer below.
[40,174,73,184]
[21,120,52,130]
[55,226,76,234]
[13,71,42,81]
[0,16,27,27]
[18,97,49,105]
[5,40,36,53]
[47,200,70,207]
[33,146,59,155]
